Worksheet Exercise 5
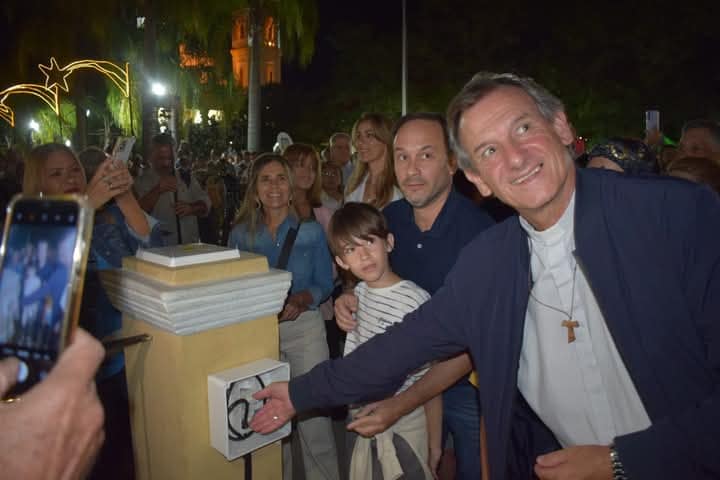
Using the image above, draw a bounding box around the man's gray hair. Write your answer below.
[329,132,351,146]
[447,72,566,170]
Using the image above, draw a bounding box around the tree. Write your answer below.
[1,1,135,148]
[136,0,317,152]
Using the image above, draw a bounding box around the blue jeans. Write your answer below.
[443,380,482,479]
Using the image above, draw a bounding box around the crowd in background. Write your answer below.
[0,107,719,480]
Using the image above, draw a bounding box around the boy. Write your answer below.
[328,202,442,480]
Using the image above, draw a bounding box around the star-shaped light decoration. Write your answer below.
[39,57,71,92]
[0,101,14,126]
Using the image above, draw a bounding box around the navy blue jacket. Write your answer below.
[290,168,720,479]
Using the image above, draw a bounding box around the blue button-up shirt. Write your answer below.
[383,188,495,295]
[227,215,333,308]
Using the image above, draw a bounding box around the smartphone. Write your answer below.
[645,110,660,133]
[0,195,93,398]
[112,136,136,164]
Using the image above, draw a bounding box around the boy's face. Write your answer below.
[335,233,394,287]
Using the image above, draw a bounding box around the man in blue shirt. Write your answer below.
[335,112,494,478]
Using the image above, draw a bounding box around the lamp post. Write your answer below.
[401,0,407,116]
[28,119,39,146]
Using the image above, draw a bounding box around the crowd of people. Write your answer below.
[0,70,719,480]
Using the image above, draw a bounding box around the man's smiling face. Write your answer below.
[459,86,576,230]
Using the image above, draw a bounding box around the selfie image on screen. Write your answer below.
[0,223,76,374]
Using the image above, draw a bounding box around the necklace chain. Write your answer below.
[527,240,579,320]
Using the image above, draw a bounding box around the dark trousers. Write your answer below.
[88,369,135,480]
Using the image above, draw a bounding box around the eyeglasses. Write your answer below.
[322,171,339,177]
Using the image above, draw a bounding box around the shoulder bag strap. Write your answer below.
[275,222,301,270]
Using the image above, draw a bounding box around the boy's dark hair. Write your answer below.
[328,202,390,257]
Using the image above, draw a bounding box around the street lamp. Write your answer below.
[151,82,167,97]
[29,119,40,132]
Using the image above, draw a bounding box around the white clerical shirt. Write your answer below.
[517,193,652,447]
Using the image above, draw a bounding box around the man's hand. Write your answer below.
[157,175,178,194]
[175,201,195,217]
[534,445,613,480]
[250,382,296,434]
[428,447,442,480]
[644,128,663,148]
[346,397,404,437]
[0,328,105,480]
[334,292,358,332]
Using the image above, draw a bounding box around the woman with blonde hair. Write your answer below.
[228,153,340,480]
[345,113,402,208]
[23,142,161,479]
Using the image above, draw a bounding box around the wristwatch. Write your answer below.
[609,443,628,480]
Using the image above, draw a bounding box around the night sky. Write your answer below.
[283,0,720,142]
[1,0,718,145]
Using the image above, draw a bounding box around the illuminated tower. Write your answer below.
[230,10,282,88]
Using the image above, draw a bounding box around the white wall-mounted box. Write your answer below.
[208,358,291,460]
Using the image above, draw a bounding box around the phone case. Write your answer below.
[1,194,95,355]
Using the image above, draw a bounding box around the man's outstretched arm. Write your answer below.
[347,353,472,437]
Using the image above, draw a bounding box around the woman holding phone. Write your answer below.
[23,142,162,479]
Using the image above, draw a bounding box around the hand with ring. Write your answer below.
[86,158,134,209]
[249,382,296,434]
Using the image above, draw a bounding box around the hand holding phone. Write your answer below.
[0,195,93,398]
[86,159,133,209]
[111,136,136,165]
[0,328,105,479]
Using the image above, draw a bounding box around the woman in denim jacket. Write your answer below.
[228,154,340,480]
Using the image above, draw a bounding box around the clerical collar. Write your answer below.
[519,192,576,248]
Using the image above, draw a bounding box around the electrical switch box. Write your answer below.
[208,358,291,460]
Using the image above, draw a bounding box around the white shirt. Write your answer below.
[517,193,652,447]
[345,280,430,394]
[134,169,211,245]
[344,175,403,208]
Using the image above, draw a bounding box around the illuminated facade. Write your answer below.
[178,10,281,88]
[230,10,282,88]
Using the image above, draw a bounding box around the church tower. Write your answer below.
[230,10,282,88]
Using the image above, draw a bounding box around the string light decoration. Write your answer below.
[0,57,130,127]
[0,84,58,127]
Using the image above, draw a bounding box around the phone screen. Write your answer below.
[645,110,660,133]
[0,199,81,396]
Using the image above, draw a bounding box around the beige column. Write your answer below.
[102,252,291,480]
